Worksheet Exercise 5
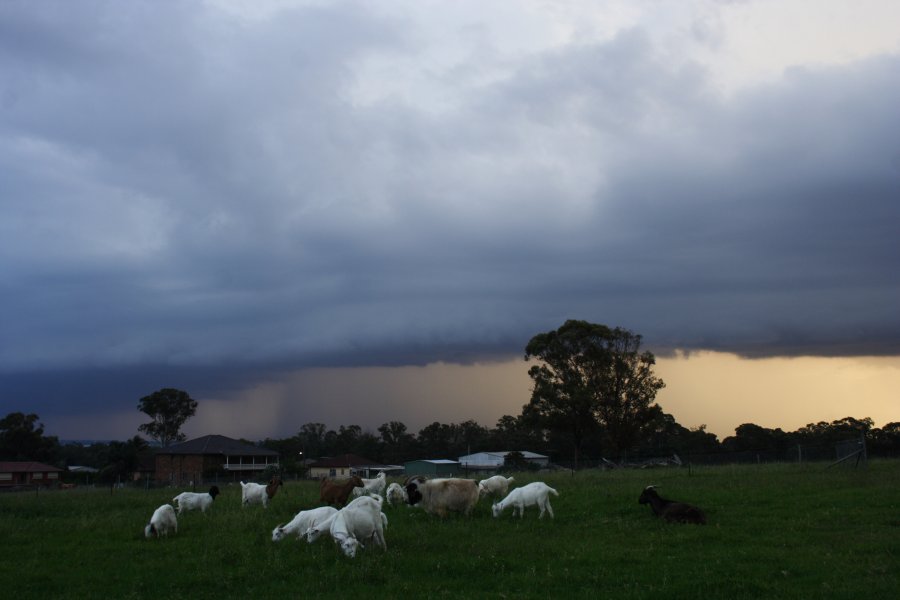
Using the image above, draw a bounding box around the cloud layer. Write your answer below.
[2,1,899,428]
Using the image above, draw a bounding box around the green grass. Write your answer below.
[1,461,898,599]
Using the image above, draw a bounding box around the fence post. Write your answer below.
[797,444,802,464]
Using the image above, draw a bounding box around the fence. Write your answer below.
[550,436,870,470]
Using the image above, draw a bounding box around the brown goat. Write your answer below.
[320,475,364,506]
[638,485,706,524]
[266,476,283,499]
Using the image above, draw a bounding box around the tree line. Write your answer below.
[3,320,898,478]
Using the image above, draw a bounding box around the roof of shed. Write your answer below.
[458,450,549,460]
[154,435,278,456]
[0,461,64,473]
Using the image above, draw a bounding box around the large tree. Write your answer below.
[0,412,60,462]
[137,388,197,447]
[524,320,665,463]
[593,326,667,456]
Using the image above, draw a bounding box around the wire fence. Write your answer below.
[550,436,874,471]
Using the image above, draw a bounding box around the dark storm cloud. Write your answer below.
[1,2,899,422]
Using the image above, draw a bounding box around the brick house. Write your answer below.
[154,434,279,484]
[0,461,64,488]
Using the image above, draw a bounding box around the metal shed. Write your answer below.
[404,459,460,477]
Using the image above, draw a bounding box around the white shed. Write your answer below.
[457,451,549,470]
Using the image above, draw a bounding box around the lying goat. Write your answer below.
[144,504,177,538]
[241,476,283,508]
[638,485,706,524]
[172,485,220,514]
[492,481,558,519]
[272,506,339,542]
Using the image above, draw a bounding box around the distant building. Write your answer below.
[457,451,550,471]
[307,454,382,479]
[154,435,279,484]
[0,461,64,488]
[404,459,461,477]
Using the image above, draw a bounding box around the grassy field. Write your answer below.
[1,461,897,599]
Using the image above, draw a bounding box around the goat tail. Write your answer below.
[549,487,559,496]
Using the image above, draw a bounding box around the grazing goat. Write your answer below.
[478,475,514,498]
[307,494,387,558]
[492,482,559,519]
[638,485,706,524]
[172,485,220,514]
[385,482,408,507]
[241,477,283,508]
[319,475,364,506]
[351,471,387,498]
[144,504,177,538]
[272,506,338,542]
[406,477,480,518]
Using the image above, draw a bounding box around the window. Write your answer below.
[0,473,11,481]
[48,473,59,480]
[33,473,44,480]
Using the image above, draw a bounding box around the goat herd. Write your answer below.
[144,472,706,558]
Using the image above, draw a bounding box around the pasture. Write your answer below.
[1,461,897,599]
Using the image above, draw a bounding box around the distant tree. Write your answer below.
[295,422,328,459]
[524,320,665,464]
[452,420,491,456]
[870,422,900,457]
[417,422,455,458]
[98,435,148,484]
[638,408,717,456]
[491,415,545,453]
[137,388,197,447]
[378,421,416,463]
[0,412,60,463]
[722,423,795,460]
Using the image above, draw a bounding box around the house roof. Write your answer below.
[308,453,380,468]
[406,459,460,465]
[0,461,63,473]
[154,435,278,457]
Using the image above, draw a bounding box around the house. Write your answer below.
[0,461,64,488]
[154,435,279,484]
[404,459,461,477]
[307,454,382,479]
[457,451,550,471]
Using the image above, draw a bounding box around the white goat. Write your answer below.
[307,494,387,558]
[240,477,282,508]
[272,506,338,542]
[478,475,514,498]
[172,485,220,514]
[385,482,408,507]
[351,471,387,498]
[492,482,559,519]
[144,503,178,538]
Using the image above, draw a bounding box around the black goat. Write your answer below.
[638,485,706,524]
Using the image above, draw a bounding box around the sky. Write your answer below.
[1,0,898,443]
